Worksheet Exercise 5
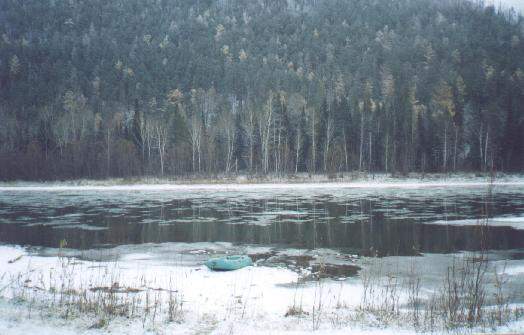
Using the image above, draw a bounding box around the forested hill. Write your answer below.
[0,0,523,180]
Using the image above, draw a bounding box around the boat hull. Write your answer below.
[205,255,253,271]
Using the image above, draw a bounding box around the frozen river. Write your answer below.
[2,181,524,334]
[1,183,524,255]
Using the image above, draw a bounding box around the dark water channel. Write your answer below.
[1,185,524,256]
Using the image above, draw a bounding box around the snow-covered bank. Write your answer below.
[1,173,524,192]
[0,244,369,334]
[1,244,524,334]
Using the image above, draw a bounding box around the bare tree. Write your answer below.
[247,106,256,173]
[189,89,203,173]
[359,80,374,172]
[324,114,334,172]
[259,91,274,174]
[151,119,168,177]
[220,95,238,173]
[288,93,306,174]
[307,105,317,173]
[433,80,456,173]
[324,84,335,172]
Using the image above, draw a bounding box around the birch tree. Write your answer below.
[289,93,306,174]
[433,80,456,172]
[259,91,274,174]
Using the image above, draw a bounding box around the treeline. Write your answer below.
[0,0,523,180]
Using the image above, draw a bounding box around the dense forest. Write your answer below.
[0,0,523,180]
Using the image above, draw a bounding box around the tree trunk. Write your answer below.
[368,131,372,173]
[479,123,483,171]
[226,127,234,173]
[159,138,164,177]
[106,128,111,177]
[156,125,166,177]
[276,119,281,174]
[249,110,254,173]
[263,95,273,174]
[453,125,458,171]
[385,134,389,173]
[324,117,333,172]
[359,111,364,171]
[484,130,489,172]
[192,144,196,173]
[197,140,201,173]
[443,123,447,172]
[295,131,300,174]
[343,128,348,172]
[311,111,316,174]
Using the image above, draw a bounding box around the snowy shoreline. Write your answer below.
[1,243,524,334]
[1,173,524,192]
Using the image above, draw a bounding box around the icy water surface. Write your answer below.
[1,184,524,256]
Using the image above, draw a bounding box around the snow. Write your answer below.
[0,181,519,192]
[0,244,364,334]
[431,215,524,230]
[0,297,421,335]
[503,265,524,276]
[1,244,524,334]
[1,174,523,192]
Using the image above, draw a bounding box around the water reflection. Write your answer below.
[0,186,523,255]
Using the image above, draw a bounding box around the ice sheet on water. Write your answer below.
[260,210,306,216]
[242,214,279,226]
[430,215,524,230]
[24,219,77,228]
[339,214,370,223]
[168,217,217,224]
[494,216,524,223]
[280,218,312,224]
[14,216,34,222]
[504,265,524,275]
[52,224,108,231]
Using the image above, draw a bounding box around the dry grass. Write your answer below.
[2,247,523,333]
[355,253,524,333]
[1,252,184,330]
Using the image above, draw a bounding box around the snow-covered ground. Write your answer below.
[1,173,523,192]
[0,244,374,334]
[1,244,524,334]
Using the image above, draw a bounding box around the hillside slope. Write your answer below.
[0,0,523,180]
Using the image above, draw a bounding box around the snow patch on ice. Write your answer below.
[504,265,524,276]
[430,215,524,230]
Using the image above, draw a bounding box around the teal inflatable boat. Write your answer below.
[205,255,253,271]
